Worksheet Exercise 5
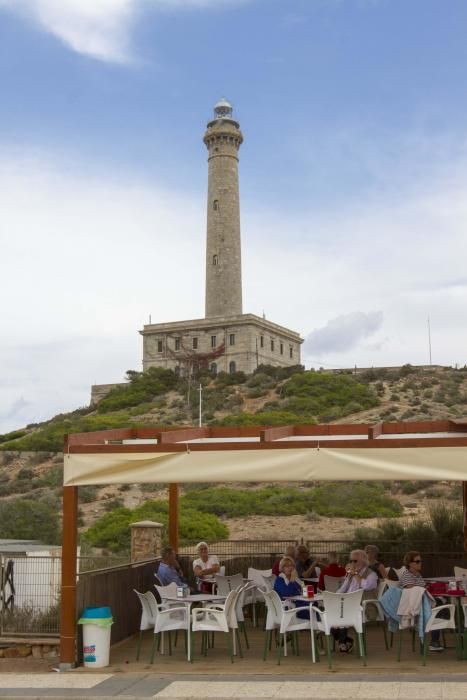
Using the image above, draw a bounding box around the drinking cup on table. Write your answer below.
[307,585,314,598]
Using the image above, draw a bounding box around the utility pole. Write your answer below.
[198,383,202,427]
[427,317,432,366]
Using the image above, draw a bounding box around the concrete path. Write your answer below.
[0,674,467,699]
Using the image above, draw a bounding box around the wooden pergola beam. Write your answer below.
[158,427,209,444]
[59,483,78,668]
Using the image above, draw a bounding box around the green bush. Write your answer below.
[400,482,419,495]
[182,483,402,519]
[97,367,178,413]
[79,486,100,503]
[82,499,229,554]
[0,498,61,544]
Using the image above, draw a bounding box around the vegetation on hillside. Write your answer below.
[183,483,402,519]
[82,499,229,554]
[0,497,61,544]
[352,502,464,555]
[0,364,466,453]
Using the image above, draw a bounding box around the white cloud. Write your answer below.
[0,0,249,63]
[304,311,384,355]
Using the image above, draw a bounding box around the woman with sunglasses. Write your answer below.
[400,551,444,651]
[334,549,378,652]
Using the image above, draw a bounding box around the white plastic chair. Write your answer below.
[134,590,191,662]
[214,573,243,596]
[323,575,345,592]
[155,582,181,610]
[311,590,365,668]
[394,566,406,581]
[259,588,317,664]
[191,587,242,662]
[134,589,156,660]
[362,579,399,649]
[422,603,457,665]
[248,567,274,592]
[235,582,256,648]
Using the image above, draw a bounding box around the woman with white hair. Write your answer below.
[192,542,220,592]
[334,549,378,652]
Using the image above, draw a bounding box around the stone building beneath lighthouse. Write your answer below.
[140,99,302,377]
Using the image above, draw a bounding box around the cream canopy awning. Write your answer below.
[64,420,467,485]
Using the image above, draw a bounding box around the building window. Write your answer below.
[193,337,198,350]
[271,339,274,352]
[289,346,293,358]
[213,199,219,210]
[229,361,236,374]
[174,366,180,377]
[175,338,181,351]
[280,342,284,355]
[229,333,235,346]
[213,255,218,266]
[157,340,163,353]
[211,335,217,348]
[260,335,264,348]
[210,362,217,375]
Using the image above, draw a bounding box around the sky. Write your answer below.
[1,0,467,433]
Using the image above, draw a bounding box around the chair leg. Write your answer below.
[423,635,428,666]
[382,623,389,651]
[190,630,195,663]
[397,630,402,662]
[390,631,393,648]
[326,635,332,670]
[168,631,172,656]
[174,629,178,648]
[150,633,157,664]
[235,628,244,658]
[226,631,234,663]
[187,628,191,662]
[241,621,249,649]
[412,628,416,652]
[263,630,270,661]
[358,632,366,667]
[277,633,283,665]
[136,630,142,661]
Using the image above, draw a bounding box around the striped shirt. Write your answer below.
[399,569,425,588]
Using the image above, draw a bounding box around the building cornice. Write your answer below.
[140,313,303,343]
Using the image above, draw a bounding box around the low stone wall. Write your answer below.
[0,639,59,659]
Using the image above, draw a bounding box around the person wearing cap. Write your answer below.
[192,542,220,592]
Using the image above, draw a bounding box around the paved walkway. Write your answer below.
[0,674,467,699]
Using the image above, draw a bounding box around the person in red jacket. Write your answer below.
[318,551,346,590]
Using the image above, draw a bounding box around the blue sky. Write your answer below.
[1,0,467,431]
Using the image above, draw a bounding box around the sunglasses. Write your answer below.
[350,559,359,563]
[412,559,422,563]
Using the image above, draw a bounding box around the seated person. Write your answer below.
[334,549,378,653]
[295,545,320,579]
[318,551,347,590]
[272,544,297,577]
[274,556,308,619]
[192,541,220,591]
[365,544,387,579]
[400,550,445,652]
[157,546,188,587]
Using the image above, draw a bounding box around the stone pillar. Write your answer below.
[130,520,163,562]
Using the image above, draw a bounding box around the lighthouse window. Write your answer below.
[280,342,284,355]
[271,339,275,352]
[175,338,181,351]
[213,200,219,210]
[229,334,235,346]
[211,335,217,348]
[229,361,236,374]
[192,337,198,350]
[213,255,218,266]
[157,340,163,353]
[210,362,217,375]
[289,346,293,358]
[260,335,264,348]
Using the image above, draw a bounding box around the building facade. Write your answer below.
[139,98,303,377]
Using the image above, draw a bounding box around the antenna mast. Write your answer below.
[427,317,432,366]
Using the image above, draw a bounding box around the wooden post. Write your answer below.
[168,483,179,552]
[60,483,79,668]
[463,482,467,552]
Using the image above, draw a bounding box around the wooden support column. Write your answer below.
[168,483,179,552]
[463,482,467,552]
[60,484,79,668]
